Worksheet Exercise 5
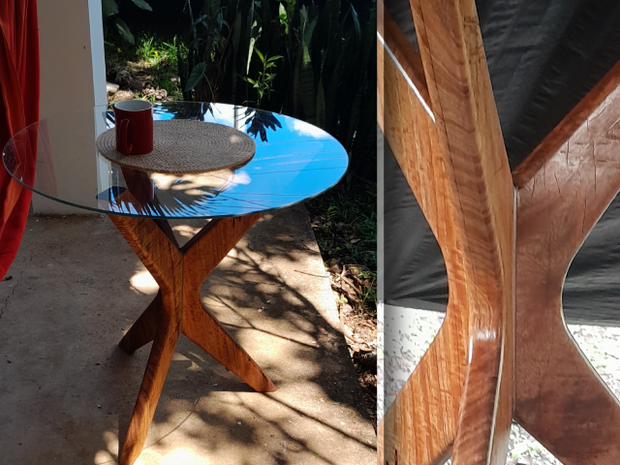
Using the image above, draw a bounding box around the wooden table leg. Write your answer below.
[181,216,276,392]
[378,1,515,463]
[108,213,275,465]
[119,291,162,354]
[512,61,620,465]
[381,1,620,462]
[120,293,182,465]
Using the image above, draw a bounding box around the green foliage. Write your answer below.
[175,0,376,166]
[131,0,152,11]
[140,35,187,100]
[309,178,377,270]
[135,34,156,61]
[102,0,153,45]
[185,61,208,92]
[244,52,283,106]
[354,266,377,311]
[307,176,377,310]
[105,32,187,101]
[102,0,119,17]
[115,18,135,44]
[162,37,188,74]
[103,0,375,176]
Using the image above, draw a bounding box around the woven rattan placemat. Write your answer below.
[96,120,256,174]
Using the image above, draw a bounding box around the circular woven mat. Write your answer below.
[96,120,256,174]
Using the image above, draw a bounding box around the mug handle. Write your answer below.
[118,119,133,154]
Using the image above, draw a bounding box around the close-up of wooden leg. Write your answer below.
[378,0,514,463]
[512,61,620,464]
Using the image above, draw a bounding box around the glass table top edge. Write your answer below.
[2,102,349,220]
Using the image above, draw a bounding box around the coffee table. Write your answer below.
[2,102,348,465]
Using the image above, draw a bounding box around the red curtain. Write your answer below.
[0,0,40,279]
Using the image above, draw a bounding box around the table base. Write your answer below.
[378,0,620,462]
[108,213,275,465]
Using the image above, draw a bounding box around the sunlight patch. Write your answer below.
[130,270,158,292]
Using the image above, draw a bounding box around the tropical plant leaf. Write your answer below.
[205,0,219,19]
[259,0,272,55]
[247,19,259,74]
[244,1,255,67]
[102,0,119,17]
[185,61,207,91]
[193,13,206,26]
[350,4,361,45]
[303,13,318,46]
[229,9,243,103]
[114,18,135,45]
[345,2,375,148]
[131,0,153,12]
[327,0,340,41]
[324,52,342,133]
[316,78,326,128]
[297,8,318,122]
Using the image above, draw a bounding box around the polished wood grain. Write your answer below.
[379,6,465,463]
[109,213,274,465]
[381,1,620,463]
[119,290,162,354]
[109,214,184,465]
[411,2,514,461]
[379,0,515,463]
[513,61,620,464]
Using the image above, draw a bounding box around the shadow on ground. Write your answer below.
[0,206,376,465]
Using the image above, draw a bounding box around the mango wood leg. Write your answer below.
[183,296,276,392]
[378,1,514,463]
[119,291,162,354]
[512,61,620,464]
[109,213,275,465]
[380,0,620,461]
[120,295,182,465]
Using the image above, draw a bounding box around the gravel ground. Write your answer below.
[378,304,620,464]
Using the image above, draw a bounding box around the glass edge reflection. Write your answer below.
[3,104,349,219]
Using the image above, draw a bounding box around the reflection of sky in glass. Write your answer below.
[3,103,349,219]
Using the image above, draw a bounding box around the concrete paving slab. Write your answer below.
[0,206,376,465]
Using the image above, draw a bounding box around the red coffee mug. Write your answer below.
[114,100,153,155]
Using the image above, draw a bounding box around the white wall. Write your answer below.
[34,0,108,214]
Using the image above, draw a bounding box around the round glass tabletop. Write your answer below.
[2,102,348,219]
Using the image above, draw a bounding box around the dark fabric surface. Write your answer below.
[384,138,620,326]
[383,0,620,325]
[384,0,620,167]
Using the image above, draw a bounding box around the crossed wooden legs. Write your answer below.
[379,0,620,463]
[108,213,275,465]
[510,61,620,464]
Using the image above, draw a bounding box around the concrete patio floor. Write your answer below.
[0,206,376,465]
